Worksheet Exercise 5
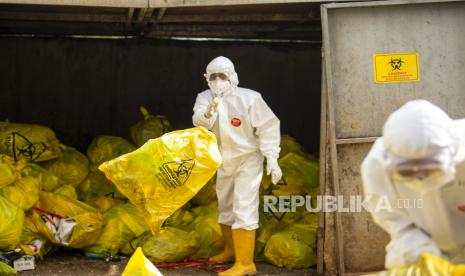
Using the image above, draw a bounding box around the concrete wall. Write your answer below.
[0,37,321,153]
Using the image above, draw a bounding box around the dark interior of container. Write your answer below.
[0,37,321,153]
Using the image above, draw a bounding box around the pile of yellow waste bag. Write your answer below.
[0,106,319,274]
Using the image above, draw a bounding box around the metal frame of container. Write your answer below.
[321,0,465,275]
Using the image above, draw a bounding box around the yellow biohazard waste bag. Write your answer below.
[0,261,16,275]
[77,171,125,201]
[190,202,223,258]
[280,135,306,158]
[29,163,61,192]
[53,185,77,200]
[99,127,222,233]
[19,216,54,259]
[84,196,124,213]
[264,222,318,269]
[256,202,314,256]
[42,146,89,187]
[190,175,217,206]
[130,106,171,147]
[0,155,14,188]
[280,135,318,161]
[87,136,136,169]
[122,247,163,276]
[86,203,148,256]
[0,178,39,211]
[0,160,60,210]
[0,121,61,162]
[0,195,24,250]
[375,253,465,276]
[136,228,199,262]
[164,208,196,230]
[271,152,319,196]
[30,191,103,248]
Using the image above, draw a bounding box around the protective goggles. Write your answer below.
[208,73,229,81]
[392,160,445,182]
[384,148,454,183]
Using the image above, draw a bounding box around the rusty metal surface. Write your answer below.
[337,143,390,273]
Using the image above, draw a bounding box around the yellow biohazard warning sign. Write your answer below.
[373,53,420,83]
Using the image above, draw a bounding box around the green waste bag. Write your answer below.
[54,185,77,200]
[86,203,148,256]
[0,195,25,251]
[0,121,61,162]
[99,127,221,233]
[190,175,217,206]
[264,223,318,269]
[0,262,16,275]
[130,106,171,147]
[139,228,199,262]
[87,136,136,169]
[77,171,126,201]
[271,153,319,196]
[41,146,89,187]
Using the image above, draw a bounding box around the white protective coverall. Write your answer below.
[192,57,281,230]
[361,99,465,269]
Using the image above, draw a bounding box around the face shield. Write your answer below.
[384,147,456,193]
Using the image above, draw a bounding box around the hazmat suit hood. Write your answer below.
[383,100,463,161]
[382,100,465,193]
[204,56,239,87]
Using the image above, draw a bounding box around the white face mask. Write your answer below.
[208,79,232,96]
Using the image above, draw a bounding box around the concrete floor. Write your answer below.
[17,251,317,276]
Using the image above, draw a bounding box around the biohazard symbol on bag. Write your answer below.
[12,132,48,162]
[388,57,405,71]
[276,176,287,187]
[159,159,195,190]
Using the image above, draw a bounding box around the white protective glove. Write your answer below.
[266,158,282,184]
[204,98,219,119]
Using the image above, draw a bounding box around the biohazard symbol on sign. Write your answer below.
[388,57,405,71]
[161,159,195,189]
[12,132,47,162]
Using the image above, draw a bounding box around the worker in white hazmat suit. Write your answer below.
[361,99,465,269]
[192,56,282,276]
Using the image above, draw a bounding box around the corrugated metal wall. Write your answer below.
[0,37,321,152]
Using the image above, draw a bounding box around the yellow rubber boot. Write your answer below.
[210,224,235,262]
[218,229,257,276]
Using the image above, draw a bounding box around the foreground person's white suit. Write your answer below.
[192,56,282,275]
[361,100,465,269]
